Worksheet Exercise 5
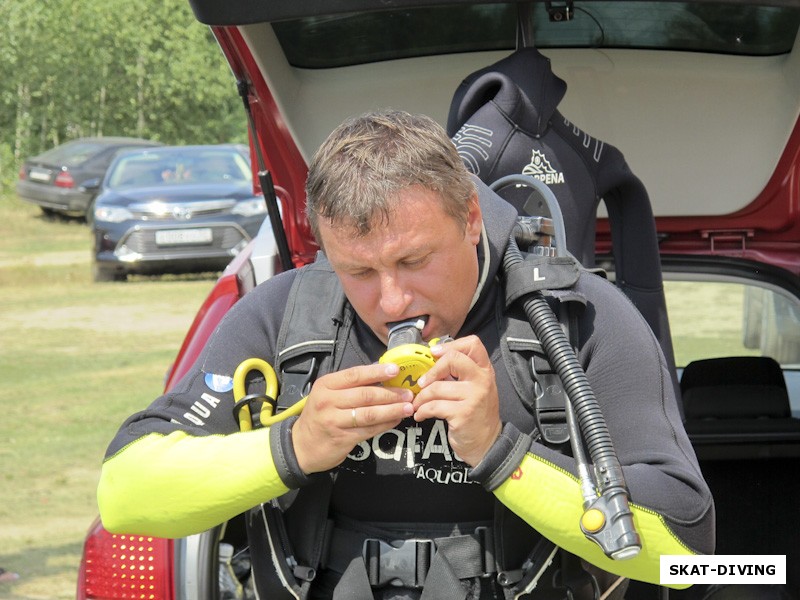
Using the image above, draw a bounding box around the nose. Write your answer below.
[378,271,411,318]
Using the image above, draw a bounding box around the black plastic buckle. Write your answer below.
[279,356,319,406]
[531,359,570,445]
[362,538,434,588]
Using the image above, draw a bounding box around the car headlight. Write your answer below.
[95,206,134,223]
[232,198,268,217]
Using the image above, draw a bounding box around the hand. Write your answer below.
[412,335,502,467]
[292,362,415,474]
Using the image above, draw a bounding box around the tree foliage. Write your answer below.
[0,0,246,193]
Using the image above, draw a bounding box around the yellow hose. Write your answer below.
[233,358,306,430]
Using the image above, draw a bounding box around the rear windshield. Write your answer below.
[35,140,111,166]
[273,2,800,68]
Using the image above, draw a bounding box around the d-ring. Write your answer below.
[351,407,358,428]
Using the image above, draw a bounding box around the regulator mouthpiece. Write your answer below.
[387,318,426,349]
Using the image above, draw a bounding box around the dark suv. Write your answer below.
[77,2,800,599]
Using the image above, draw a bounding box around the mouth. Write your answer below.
[387,315,428,332]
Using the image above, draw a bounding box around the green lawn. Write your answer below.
[665,280,759,367]
[0,195,215,599]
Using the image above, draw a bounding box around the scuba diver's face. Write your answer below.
[319,186,482,345]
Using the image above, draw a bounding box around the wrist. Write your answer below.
[269,416,316,488]
[468,422,530,491]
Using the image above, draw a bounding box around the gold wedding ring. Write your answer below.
[351,407,358,428]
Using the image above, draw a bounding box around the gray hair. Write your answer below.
[305,110,476,240]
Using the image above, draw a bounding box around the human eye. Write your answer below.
[401,254,430,270]
[347,268,373,280]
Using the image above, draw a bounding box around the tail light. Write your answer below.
[18,166,26,180]
[55,169,75,188]
[77,517,174,600]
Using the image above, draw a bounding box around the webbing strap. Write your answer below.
[275,253,350,409]
[326,526,494,599]
[331,545,469,600]
[333,558,375,600]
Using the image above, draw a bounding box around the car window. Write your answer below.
[665,280,800,367]
[83,147,125,170]
[108,150,252,187]
[36,140,109,166]
[272,2,800,68]
[664,279,800,414]
[190,151,252,184]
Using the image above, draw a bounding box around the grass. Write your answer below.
[0,195,215,599]
[665,280,759,366]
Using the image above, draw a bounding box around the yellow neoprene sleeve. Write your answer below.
[97,429,289,539]
[495,453,695,588]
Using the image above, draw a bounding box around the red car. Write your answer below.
[78,1,800,599]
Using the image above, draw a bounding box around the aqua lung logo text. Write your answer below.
[176,392,222,426]
[348,419,476,485]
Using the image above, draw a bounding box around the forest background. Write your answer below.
[0,0,246,195]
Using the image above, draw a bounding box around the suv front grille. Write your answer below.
[120,225,246,255]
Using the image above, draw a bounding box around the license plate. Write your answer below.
[28,167,51,182]
[155,228,213,246]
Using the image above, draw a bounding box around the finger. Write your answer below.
[412,379,472,419]
[345,401,415,430]
[430,335,491,367]
[417,347,481,389]
[339,383,414,409]
[325,362,401,391]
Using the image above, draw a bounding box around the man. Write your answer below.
[98,110,713,599]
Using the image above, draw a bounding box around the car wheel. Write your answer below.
[85,198,96,226]
[93,263,127,283]
[741,287,763,349]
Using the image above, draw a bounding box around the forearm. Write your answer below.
[98,428,290,538]
[493,452,700,587]
[469,424,713,587]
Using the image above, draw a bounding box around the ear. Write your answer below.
[465,192,482,245]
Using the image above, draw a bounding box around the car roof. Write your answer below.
[31,137,162,164]
[113,144,247,156]
[188,0,800,26]
[55,136,158,146]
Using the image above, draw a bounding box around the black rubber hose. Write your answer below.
[498,173,639,557]
[503,234,620,472]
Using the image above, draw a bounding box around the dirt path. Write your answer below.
[3,302,197,334]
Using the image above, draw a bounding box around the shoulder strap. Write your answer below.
[274,252,353,410]
[248,254,352,600]
[500,299,577,448]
